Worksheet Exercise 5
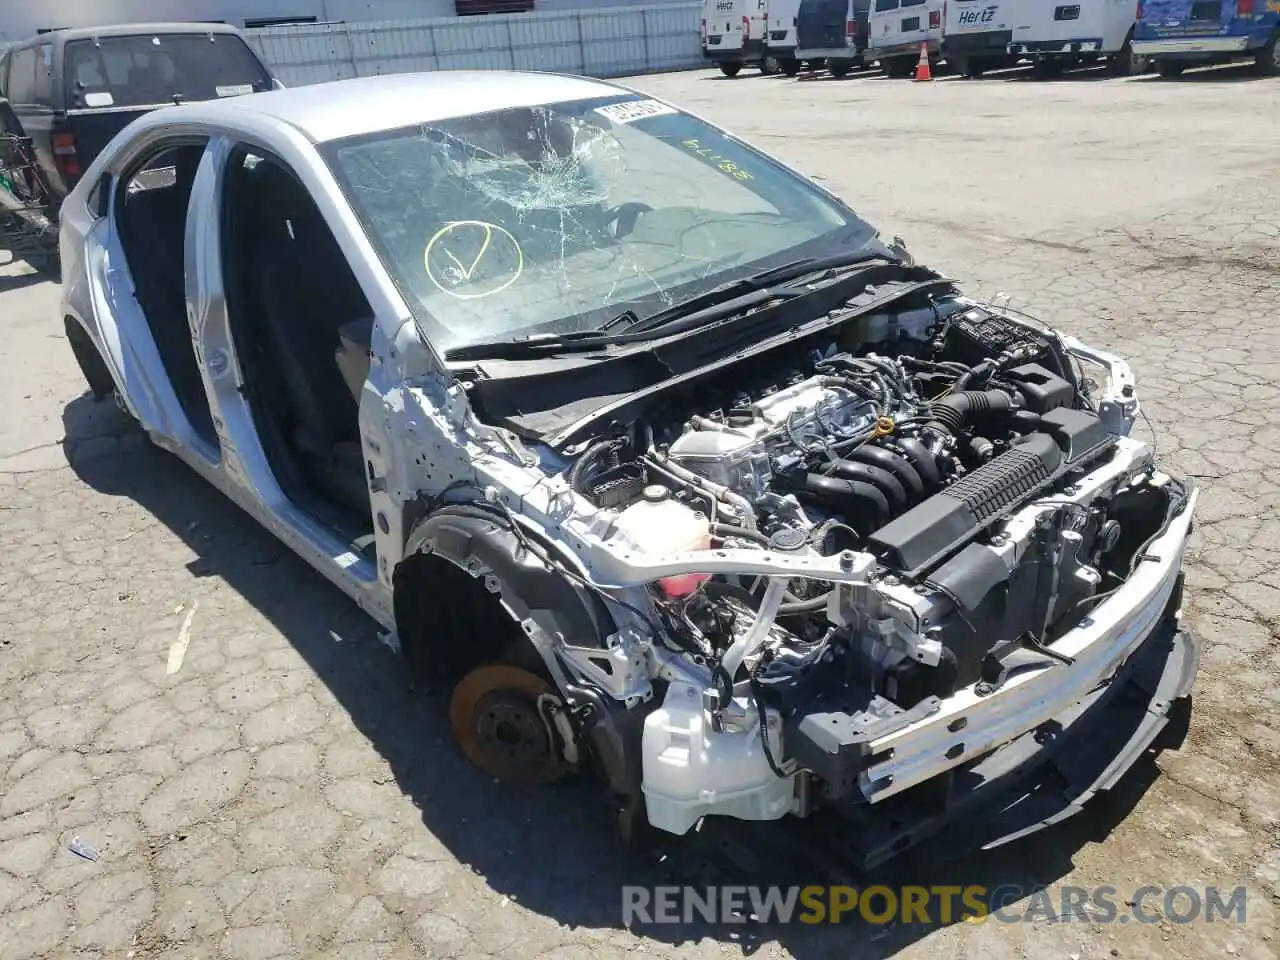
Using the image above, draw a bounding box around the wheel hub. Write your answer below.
[449,664,567,785]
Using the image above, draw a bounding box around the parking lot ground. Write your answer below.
[2,64,1279,960]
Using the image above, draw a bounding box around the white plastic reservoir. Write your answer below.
[607,486,711,597]
[641,680,795,835]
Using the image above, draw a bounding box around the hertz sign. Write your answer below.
[958,5,999,24]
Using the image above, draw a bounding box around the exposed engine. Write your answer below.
[550,297,1189,836]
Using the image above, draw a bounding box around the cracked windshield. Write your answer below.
[325,95,872,353]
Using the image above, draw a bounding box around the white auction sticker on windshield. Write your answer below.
[215,84,255,97]
[594,99,677,124]
[83,91,114,107]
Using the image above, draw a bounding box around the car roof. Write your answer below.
[7,22,244,50]
[152,70,633,144]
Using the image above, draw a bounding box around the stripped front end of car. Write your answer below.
[392,287,1198,864]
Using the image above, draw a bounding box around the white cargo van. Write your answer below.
[868,0,943,76]
[765,0,803,74]
[701,0,773,76]
[1007,0,1147,75]
[941,0,1019,76]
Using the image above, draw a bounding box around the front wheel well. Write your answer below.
[392,551,542,687]
[391,503,619,689]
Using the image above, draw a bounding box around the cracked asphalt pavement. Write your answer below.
[2,63,1278,959]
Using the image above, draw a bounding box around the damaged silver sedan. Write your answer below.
[59,71,1200,866]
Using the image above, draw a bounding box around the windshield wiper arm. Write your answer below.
[446,287,783,362]
[446,246,912,363]
[605,247,903,336]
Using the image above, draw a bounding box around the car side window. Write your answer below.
[86,175,112,218]
[126,151,181,195]
[32,45,53,105]
[7,48,37,105]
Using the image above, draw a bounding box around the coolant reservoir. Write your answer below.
[608,486,711,597]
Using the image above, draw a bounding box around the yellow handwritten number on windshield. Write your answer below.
[682,139,753,181]
[424,220,524,299]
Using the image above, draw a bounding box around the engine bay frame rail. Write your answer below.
[854,484,1198,803]
[648,619,1200,882]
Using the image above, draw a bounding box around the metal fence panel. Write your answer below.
[347,19,440,76]
[248,24,360,86]
[433,18,516,70]
[579,9,649,77]
[508,12,584,74]
[246,3,704,86]
[644,5,703,71]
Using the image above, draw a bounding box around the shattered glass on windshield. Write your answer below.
[324,96,868,352]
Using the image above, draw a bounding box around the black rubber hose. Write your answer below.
[860,355,909,395]
[847,444,926,500]
[710,523,770,546]
[891,436,943,489]
[926,389,1014,435]
[815,374,881,404]
[929,647,961,698]
[826,458,909,513]
[790,473,891,533]
[779,591,833,615]
[568,438,621,495]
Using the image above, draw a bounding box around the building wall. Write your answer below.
[0,0,695,45]
[244,2,704,84]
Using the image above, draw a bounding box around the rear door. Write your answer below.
[870,0,938,52]
[767,0,802,49]
[798,0,855,49]
[63,31,273,175]
[945,0,1015,41]
[1010,0,1105,47]
[749,0,771,46]
[704,0,749,54]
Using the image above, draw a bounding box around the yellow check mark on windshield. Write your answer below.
[441,222,493,281]
[424,220,524,300]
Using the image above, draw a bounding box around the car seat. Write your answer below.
[241,160,374,519]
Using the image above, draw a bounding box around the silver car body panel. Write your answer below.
[57,69,895,634]
[57,70,1196,840]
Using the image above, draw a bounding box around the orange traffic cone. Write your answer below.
[913,41,933,81]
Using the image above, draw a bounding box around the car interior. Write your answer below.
[115,142,220,449]
[220,147,377,545]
